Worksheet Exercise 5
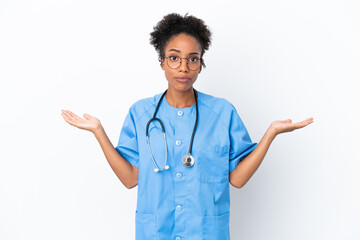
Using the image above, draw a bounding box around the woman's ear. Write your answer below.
[159,57,165,70]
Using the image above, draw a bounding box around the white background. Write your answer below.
[1,0,359,239]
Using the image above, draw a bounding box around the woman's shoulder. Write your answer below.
[127,92,162,120]
[197,90,240,128]
[130,93,159,108]
[197,90,236,113]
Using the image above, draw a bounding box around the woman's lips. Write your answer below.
[174,77,191,83]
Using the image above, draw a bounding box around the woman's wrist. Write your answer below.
[92,124,104,137]
[267,125,278,139]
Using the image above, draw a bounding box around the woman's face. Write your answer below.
[160,33,202,93]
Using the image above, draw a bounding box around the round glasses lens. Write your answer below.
[188,57,201,70]
[167,58,181,69]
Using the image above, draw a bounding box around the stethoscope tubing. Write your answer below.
[146,88,198,172]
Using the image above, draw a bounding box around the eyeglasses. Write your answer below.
[163,55,202,71]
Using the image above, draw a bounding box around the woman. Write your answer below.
[61,13,313,240]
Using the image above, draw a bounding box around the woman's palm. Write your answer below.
[61,110,101,133]
[271,117,313,135]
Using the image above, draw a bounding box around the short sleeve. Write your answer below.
[115,108,139,168]
[229,107,258,173]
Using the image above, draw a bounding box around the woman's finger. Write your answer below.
[294,118,313,129]
[83,113,93,120]
[64,110,83,121]
[68,110,83,121]
[63,111,84,127]
[62,110,76,122]
[61,112,78,127]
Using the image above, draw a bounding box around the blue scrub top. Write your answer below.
[115,90,258,240]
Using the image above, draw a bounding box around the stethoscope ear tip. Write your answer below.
[165,165,170,170]
[154,168,159,172]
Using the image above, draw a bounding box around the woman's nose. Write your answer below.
[179,59,189,72]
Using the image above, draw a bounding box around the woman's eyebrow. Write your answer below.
[168,49,200,55]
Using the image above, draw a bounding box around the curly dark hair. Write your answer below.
[149,12,212,68]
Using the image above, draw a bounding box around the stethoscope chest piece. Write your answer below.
[182,154,195,167]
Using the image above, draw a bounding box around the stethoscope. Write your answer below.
[146,88,199,172]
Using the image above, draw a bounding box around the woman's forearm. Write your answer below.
[229,127,277,188]
[93,126,138,189]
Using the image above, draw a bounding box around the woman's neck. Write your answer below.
[165,87,196,109]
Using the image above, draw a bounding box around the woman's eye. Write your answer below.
[190,57,199,62]
[169,56,178,61]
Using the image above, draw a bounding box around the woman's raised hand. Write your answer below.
[61,109,102,133]
[270,117,314,135]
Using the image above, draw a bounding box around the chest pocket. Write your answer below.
[197,145,229,183]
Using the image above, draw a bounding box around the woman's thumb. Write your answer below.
[83,113,92,120]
